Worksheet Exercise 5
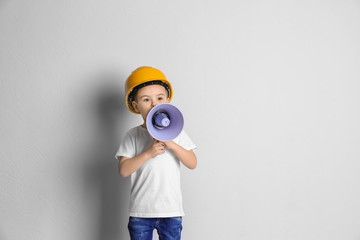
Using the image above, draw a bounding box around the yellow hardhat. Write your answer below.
[125,66,173,114]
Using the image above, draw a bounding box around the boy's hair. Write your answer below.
[125,66,173,114]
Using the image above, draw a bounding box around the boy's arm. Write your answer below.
[118,139,166,178]
[165,141,197,170]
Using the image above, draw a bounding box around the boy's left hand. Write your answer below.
[163,140,176,150]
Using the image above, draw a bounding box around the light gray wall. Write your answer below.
[1,1,360,239]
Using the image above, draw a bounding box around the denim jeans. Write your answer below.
[128,217,183,240]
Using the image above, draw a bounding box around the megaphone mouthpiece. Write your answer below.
[153,111,171,129]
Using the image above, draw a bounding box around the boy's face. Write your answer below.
[132,84,170,124]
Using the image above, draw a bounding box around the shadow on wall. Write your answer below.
[82,72,130,240]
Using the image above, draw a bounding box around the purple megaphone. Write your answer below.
[146,103,184,141]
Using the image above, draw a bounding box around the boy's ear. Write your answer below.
[132,101,140,113]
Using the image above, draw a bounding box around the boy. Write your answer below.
[115,66,197,240]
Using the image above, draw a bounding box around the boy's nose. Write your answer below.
[153,99,161,106]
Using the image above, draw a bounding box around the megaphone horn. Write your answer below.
[146,103,184,141]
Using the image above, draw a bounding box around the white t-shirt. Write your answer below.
[115,125,196,218]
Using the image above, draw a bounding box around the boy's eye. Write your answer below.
[143,98,150,102]
[158,97,164,101]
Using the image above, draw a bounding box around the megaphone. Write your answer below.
[146,103,184,141]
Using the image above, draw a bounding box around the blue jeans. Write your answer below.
[128,217,183,240]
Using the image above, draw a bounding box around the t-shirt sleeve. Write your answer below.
[177,130,197,151]
[114,132,136,161]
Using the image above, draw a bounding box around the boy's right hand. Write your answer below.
[146,139,165,158]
